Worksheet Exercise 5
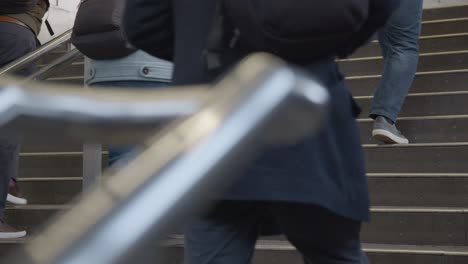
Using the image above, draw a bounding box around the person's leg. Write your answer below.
[184,201,261,264]
[370,0,423,144]
[0,142,26,238]
[0,23,37,213]
[0,143,16,221]
[270,202,368,264]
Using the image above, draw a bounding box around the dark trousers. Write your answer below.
[0,22,37,219]
[184,201,369,264]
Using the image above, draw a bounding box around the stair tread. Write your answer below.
[6,204,69,210]
[347,68,468,79]
[6,204,468,213]
[367,173,468,177]
[370,206,468,213]
[2,237,467,256]
[363,142,468,148]
[423,5,468,21]
[340,50,468,62]
[162,238,468,256]
[253,240,468,256]
[359,114,468,121]
[354,90,468,99]
[15,173,468,182]
[17,177,81,182]
[16,142,468,156]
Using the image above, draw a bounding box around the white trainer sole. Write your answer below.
[372,129,409,144]
[0,230,26,239]
[7,194,28,205]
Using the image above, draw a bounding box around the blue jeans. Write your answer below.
[370,0,423,122]
[90,81,168,166]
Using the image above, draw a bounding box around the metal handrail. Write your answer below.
[0,29,73,76]
[2,53,329,264]
[0,76,210,146]
[25,49,82,82]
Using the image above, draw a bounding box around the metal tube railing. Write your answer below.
[24,49,82,82]
[2,53,329,264]
[0,30,73,76]
[0,77,209,146]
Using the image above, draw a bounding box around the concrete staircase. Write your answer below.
[1,5,468,263]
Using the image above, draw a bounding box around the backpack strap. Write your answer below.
[45,19,54,36]
[204,1,225,71]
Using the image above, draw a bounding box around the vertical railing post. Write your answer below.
[82,143,102,191]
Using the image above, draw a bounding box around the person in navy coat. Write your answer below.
[124,1,400,263]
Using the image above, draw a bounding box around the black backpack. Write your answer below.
[210,0,369,64]
[0,0,37,15]
[71,0,136,60]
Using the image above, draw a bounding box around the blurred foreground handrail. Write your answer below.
[5,53,329,264]
[0,77,210,146]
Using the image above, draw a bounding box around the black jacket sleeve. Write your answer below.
[124,0,174,61]
[339,0,402,58]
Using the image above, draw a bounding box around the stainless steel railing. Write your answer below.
[1,53,329,264]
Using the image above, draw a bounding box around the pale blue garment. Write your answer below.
[84,50,173,85]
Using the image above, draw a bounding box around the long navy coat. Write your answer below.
[125,0,400,222]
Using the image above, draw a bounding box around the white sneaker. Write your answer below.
[7,178,28,205]
[7,194,27,205]
[0,220,26,239]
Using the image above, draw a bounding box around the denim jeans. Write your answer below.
[90,80,168,165]
[370,0,423,122]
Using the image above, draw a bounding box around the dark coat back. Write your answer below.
[125,0,400,222]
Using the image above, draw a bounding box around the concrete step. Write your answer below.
[15,178,81,205]
[3,205,63,236]
[368,174,468,207]
[421,18,468,37]
[17,115,468,154]
[162,240,468,264]
[363,207,468,246]
[364,143,468,173]
[359,116,468,144]
[44,76,84,86]
[0,239,24,259]
[37,61,84,79]
[20,143,90,153]
[355,91,468,118]
[347,70,468,97]
[423,5,468,21]
[44,69,468,97]
[43,67,468,91]
[352,33,468,58]
[17,152,107,178]
[2,239,467,264]
[4,205,468,246]
[42,47,468,81]
[13,173,468,208]
[17,143,468,177]
[34,48,75,66]
[42,35,468,76]
[338,51,468,76]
